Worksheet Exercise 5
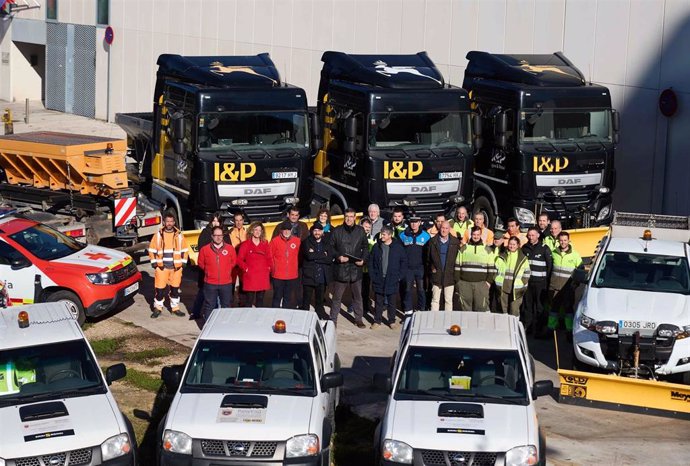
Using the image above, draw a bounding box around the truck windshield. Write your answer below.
[0,339,105,407]
[10,223,85,261]
[198,112,308,151]
[182,340,316,396]
[519,109,612,144]
[368,112,471,151]
[593,252,690,294]
[394,346,528,405]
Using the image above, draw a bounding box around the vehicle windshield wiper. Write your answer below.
[398,389,476,401]
[259,387,315,396]
[471,392,526,405]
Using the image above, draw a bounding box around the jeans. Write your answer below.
[330,280,363,323]
[271,278,298,308]
[404,267,426,311]
[202,284,232,321]
[374,292,397,324]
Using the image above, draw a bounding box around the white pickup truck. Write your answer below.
[373,311,552,466]
[157,308,342,466]
[0,303,135,466]
[573,212,690,382]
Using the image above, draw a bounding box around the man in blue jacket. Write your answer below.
[369,226,408,329]
[399,213,431,312]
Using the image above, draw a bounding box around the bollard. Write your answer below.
[24,98,29,124]
[3,108,13,135]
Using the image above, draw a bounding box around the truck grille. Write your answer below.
[200,439,278,458]
[112,261,138,284]
[538,185,595,211]
[420,449,499,466]
[11,448,92,466]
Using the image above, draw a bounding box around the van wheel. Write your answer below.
[473,196,495,229]
[47,290,86,326]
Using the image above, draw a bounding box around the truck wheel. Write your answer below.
[47,290,86,326]
[473,196,495,229]
[329,202,343,217]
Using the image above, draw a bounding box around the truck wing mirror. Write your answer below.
[309,112,323,153]
[172,115,186,155]
[612,110,620,144]
[495,112,507,149]
[473,114,483,151]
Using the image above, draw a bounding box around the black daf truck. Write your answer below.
[313,51,478,218]
[463,51,619,229]
[116,54,316,229]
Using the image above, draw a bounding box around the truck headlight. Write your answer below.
[506,445,538,466]
[162,429,192,455]
[597,204,611,221]
[657,324,690,340]
[101,433,131,461]
[285,434,319,458]
[86,271,115,285]
[514,207,536,225]
[580,314,596,330]
[382,439,413,464]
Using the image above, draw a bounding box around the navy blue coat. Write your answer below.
[369,239,408,295]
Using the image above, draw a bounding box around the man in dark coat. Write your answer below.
[329,208,370,327]
[300,223,334,318]
[426,221,460,311]
[369,226,408,329]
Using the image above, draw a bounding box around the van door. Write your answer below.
[0,240,42,305]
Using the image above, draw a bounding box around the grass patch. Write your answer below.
[91,337,124,356]
[333,405,377,466]
[123,347,175,363]
[82,322,94,331]
[124,368,162,392]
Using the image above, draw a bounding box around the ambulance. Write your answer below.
[0,303,135,465]
[0,209,141,325]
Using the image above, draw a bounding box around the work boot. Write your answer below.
[171,309,185,317]
[150,309,162,319]
[370,322,381,330]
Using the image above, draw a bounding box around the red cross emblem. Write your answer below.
[85,252,111,261]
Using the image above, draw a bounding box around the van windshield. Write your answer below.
[368,112,472,151]
[593,252,690,294]
[0,340,105,407]
[198,112,308,151]
[182,341,316,396]
[394,346,528,405]
[520,109,612,144]
[10,223,84,261]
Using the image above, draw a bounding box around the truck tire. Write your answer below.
[329,202,343,217]
[473,196,495,229]
[47,290,86,326]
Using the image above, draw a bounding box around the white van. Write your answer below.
[374,311,552,466]
[157,308,342,465]
[0,303,135,466]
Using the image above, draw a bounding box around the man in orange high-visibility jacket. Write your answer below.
[148,213,189,318]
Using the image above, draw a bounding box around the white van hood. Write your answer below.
[584,287,690,326]
[168,393,315,441]
[0,394,120,458]
[388,400,532,452]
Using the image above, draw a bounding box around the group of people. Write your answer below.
[148,203,584,336]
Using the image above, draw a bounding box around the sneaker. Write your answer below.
[171,309,186,317]
[150,310,162,319]
[355,321,366,329]
[370,322,381,330]
[389,322,399,330]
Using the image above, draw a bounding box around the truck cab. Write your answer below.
[158,308,342,465]
[573,212,690,383]
[314,51,476,218]
[374,311,552,466]
[0,303,134,466]
[463,52,619,229]
[117,54,316,229]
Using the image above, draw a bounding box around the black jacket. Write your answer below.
[370,240,408,295]
[426,235,461,287]
[300,236,334,286]
[330,223,369,282]
[521,241,553,284]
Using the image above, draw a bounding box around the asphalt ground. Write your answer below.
[6,101,688,465]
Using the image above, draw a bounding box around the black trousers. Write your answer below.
[272,278,298,308]
[202,284,233,320]
[302,283,327,315]
[241,290,265,307]
[374,292,397,324]
[523,280,548,333]
[362,272,372,316]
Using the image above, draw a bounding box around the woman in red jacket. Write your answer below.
[237,222,272,307]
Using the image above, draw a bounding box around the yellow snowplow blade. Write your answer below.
[183,213,361,265]
[566,226,609,258]
[558,368,690,419]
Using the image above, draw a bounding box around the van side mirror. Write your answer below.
[105,363,126,385]
[573,267,588,284]
[309,112,323,153]
[532,380,553,399]
[161,365,182,391]
[321,372,344,391]
[473,114,483,151]
[10,257,31,270]
[373,373,392,393]
[343,116,357,153]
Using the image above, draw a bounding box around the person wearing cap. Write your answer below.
[269,221,301,308]
[300,223,334,318]
[369,225,408,329]
[398,213,431,312]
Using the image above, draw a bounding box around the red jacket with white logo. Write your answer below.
[269,235,300,280]
[197,242,237,285]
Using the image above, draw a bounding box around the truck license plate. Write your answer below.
[124,282,139,296]
[272,171,297,179]
[618,320,656,331]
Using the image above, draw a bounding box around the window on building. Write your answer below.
[96,0,109,25]
[46,0,57,20]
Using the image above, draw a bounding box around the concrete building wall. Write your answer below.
[5,0,690,214]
